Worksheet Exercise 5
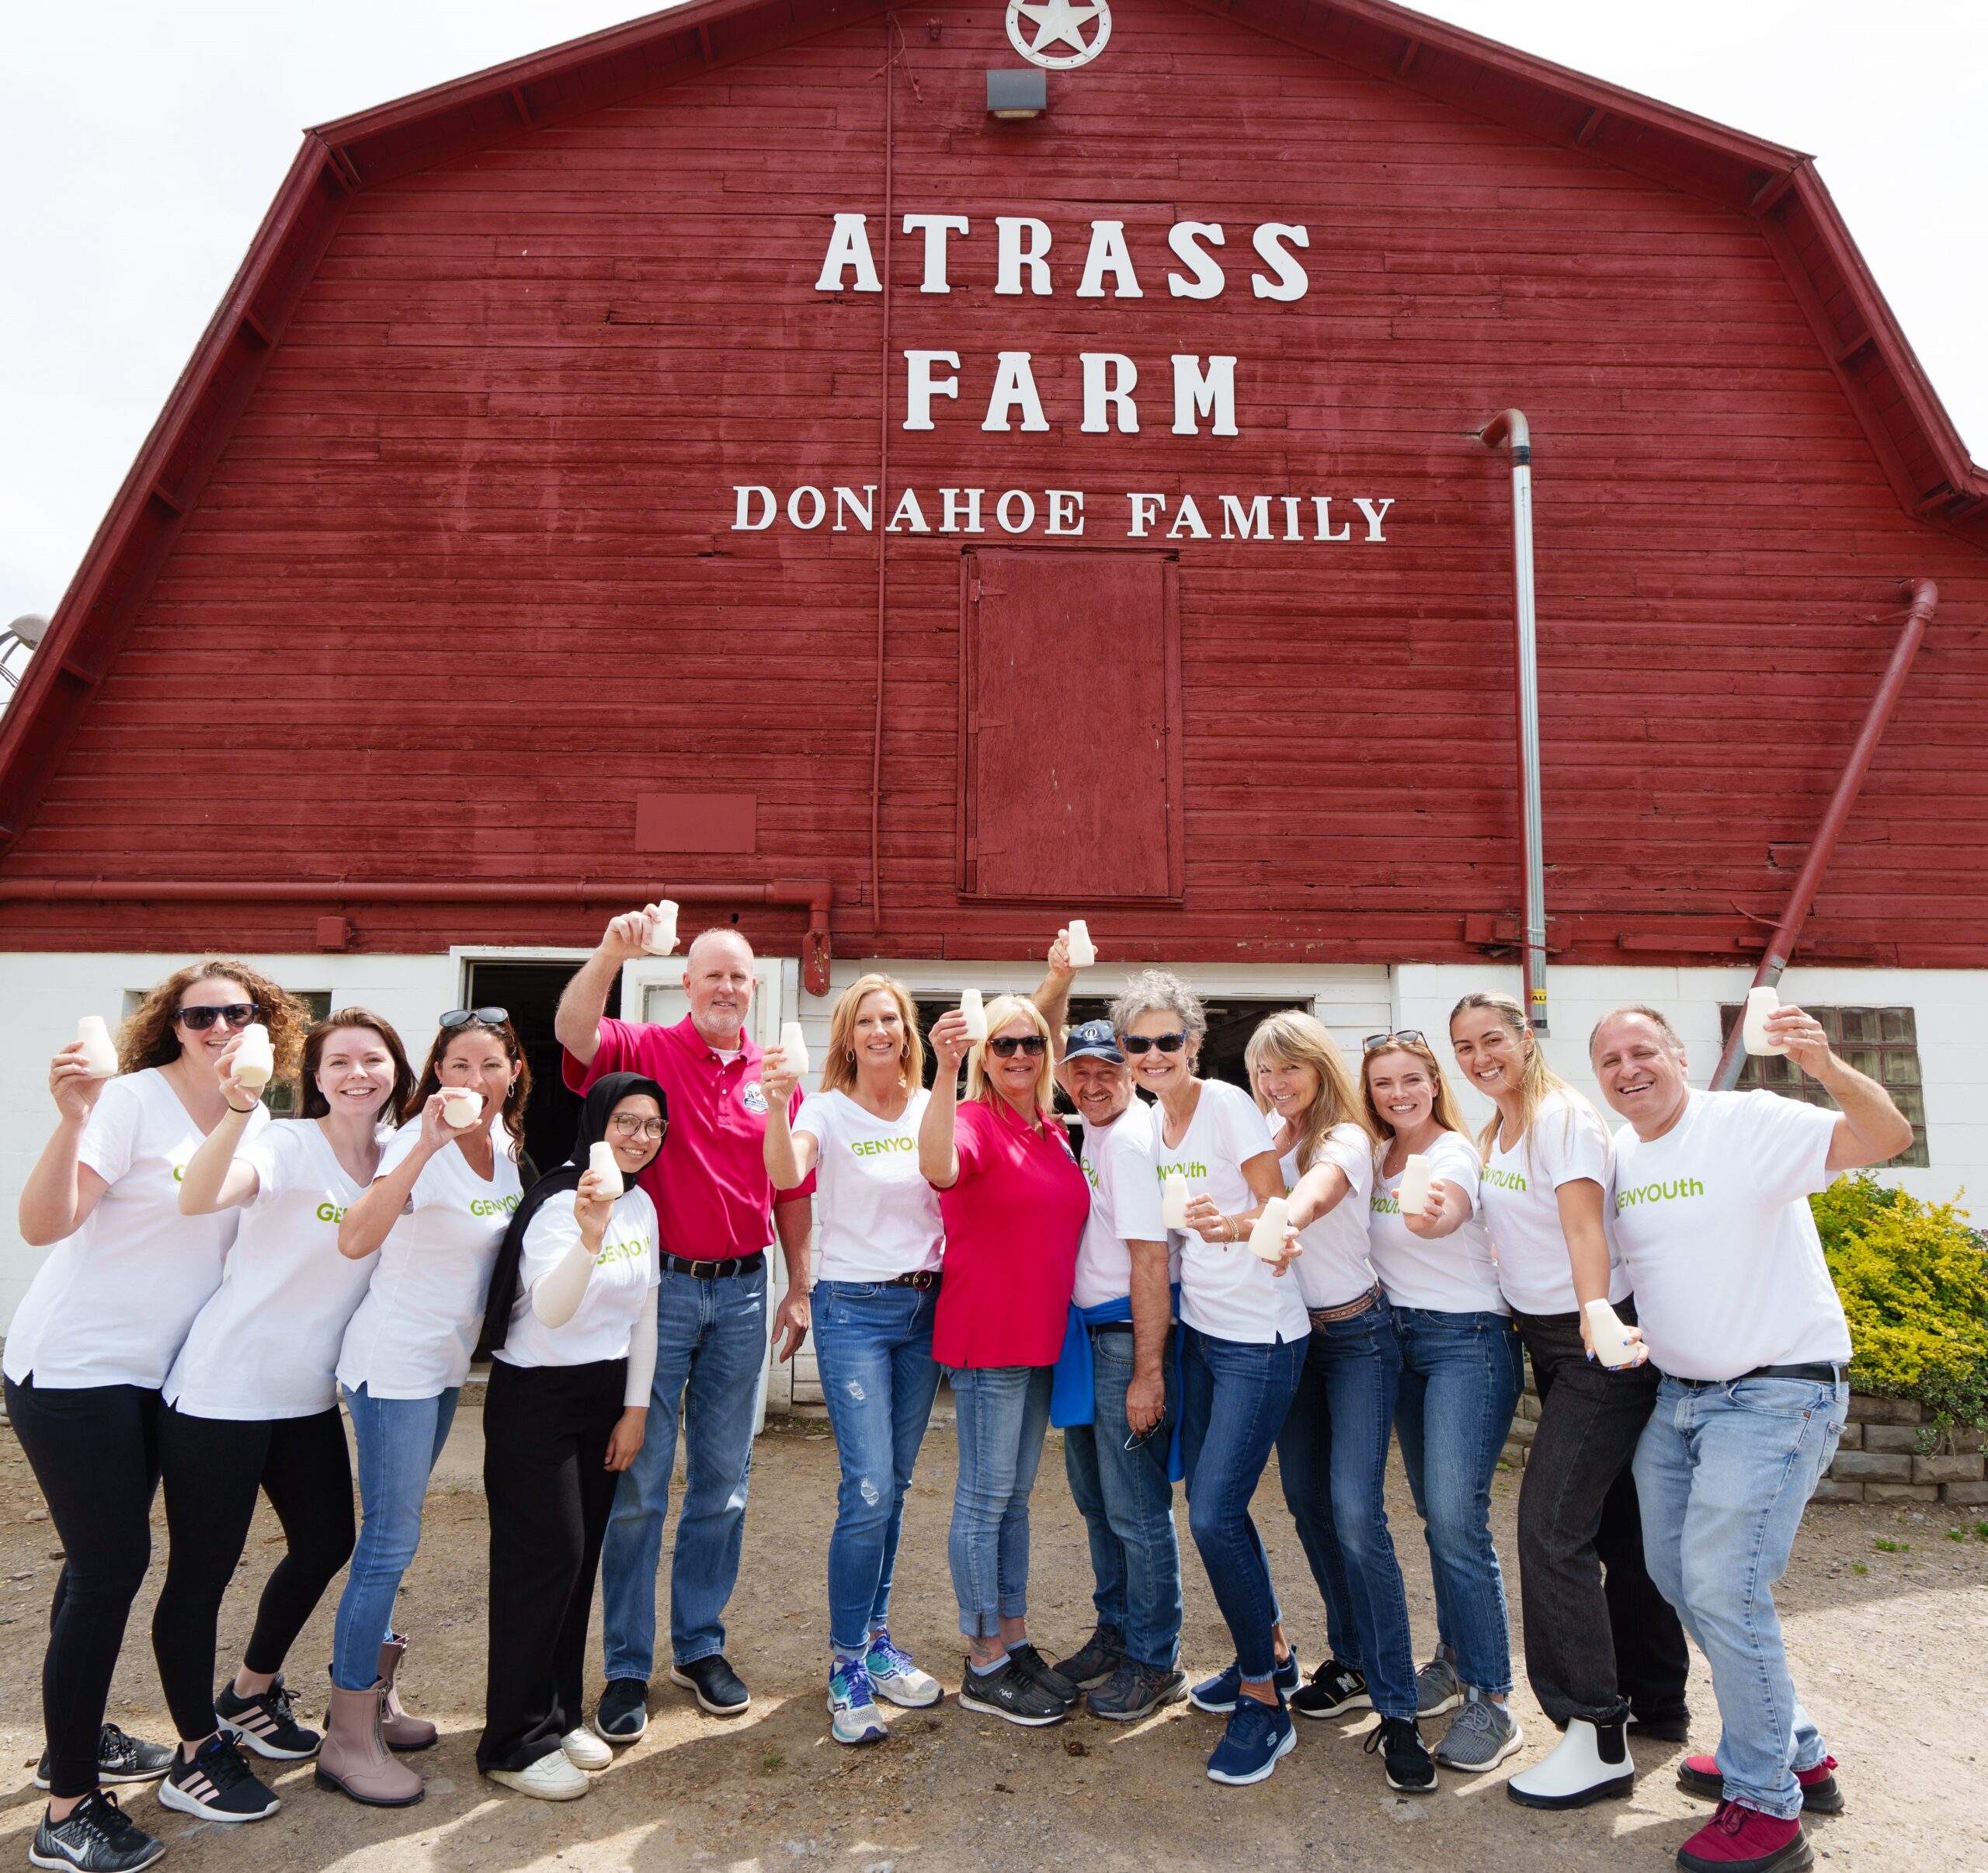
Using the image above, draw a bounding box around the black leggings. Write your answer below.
[151,1403,356,1743]
[3,1375,162,1800]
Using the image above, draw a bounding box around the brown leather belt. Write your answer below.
[886,1270,940,1290]
[1309,1284,1384,1328]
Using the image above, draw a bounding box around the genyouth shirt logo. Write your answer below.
[595,1231,649,1268]
[1371,1191,1400,1216]
[1157,1161,1208,1185]
[852,1135,916,1158]
[1482,1166,1528,1193]
[315,1200,350,1224]
[470,1194,523,1218]
[1615,1177,1706,1211]
[1083,1157,1102,1193]
[741,1081,770,1115]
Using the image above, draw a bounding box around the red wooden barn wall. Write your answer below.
[5,0,1985,969]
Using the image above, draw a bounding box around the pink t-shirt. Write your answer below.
[932,1096,1090,1369]
[564,1015,810,1260]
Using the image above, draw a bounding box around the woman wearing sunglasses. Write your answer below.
[321,1009,528,1806]
[1361,1030,1524,1779]
[919,994,1089,1728]
[475,1074,666,1802]
[9,961,307,1868]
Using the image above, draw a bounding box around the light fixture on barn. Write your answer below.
[986,69,1047,119]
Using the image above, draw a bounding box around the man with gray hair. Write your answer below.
[555,908,813,1743]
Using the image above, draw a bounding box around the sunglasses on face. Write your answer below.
[609,1116,666,1141]
[987,1034,1048,1058]
[440,1006,509,1030]
[1363,1029,1426,1052]
[1122,1032,1188,1055]
[175,1003,259,1031]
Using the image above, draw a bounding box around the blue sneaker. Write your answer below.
[1205,1696,1296,1786]
[828,1657,888,1746]
[1190,1652,1301,1714]
[865,1628,942,1709]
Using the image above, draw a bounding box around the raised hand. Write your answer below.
[47,1044,106,1123]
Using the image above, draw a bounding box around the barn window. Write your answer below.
[958,548,1183,901]
[1715,1003,1928,1167]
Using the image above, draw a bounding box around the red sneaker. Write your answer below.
[1677,1801,1813,1873]
[1677,1755,1842,1815]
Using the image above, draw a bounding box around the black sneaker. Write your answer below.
[1006,1643,1077,1707]
[1051,1622,1124,1690]
[216,1675,321,1760]
[956,1657,1070,1728]
[30,1791,166,1872]
[1629,1705,1692,1743]
[669,1654,750,1716]
[157,1734,280,1823]
[1086,1658,1188,1722]
[593,1677,650,1745]
[1292,1658,1372,1720]
[1364,1715,1436,1793]
[34,1725,174,1791]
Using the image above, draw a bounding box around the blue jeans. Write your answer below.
[1062,1326,1183,1671]
[946,1364,1052,1639]
[1635,1374,1847,1820]
[1276,1304,1418,1719]
[600,1263,767,1680]
[813,1281,943,1655]
[1180,1326,1306,1684]
[1391,1306,1523,1695]
[332,1385,460,1691]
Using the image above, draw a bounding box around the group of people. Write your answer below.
[5,907,1910,1873]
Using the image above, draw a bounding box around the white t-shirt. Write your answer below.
[1073,1100,1171,1309]
[335,1115,523,1399]
[1605,1089,1845,1382]
[793,1088,943,1282]
[1280,1122,1378,1312]
[495,1186,661,1370]
[165,1120,379,1420]
[1368,1129,1507,1315]
[4,1069,269,1391]
[1161,1079,1309,1346]
[1480,1089,1628,1316]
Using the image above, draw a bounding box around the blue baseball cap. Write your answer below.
[1064,1020,1124,1064]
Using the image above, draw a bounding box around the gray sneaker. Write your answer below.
[1416,1644,1462,1718]
[1434,1687,1523,1771]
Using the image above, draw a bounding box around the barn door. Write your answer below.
[958,549,1183,901]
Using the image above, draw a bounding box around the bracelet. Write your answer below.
[226,1101,259,1116]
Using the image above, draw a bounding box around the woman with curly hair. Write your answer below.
[8,960,308,1864]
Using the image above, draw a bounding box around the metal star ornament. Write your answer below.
[1006,0,1112,71]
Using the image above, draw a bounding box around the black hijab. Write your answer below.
[478,1072,669,1357]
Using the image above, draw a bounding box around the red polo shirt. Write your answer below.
[564,1014,810,1260]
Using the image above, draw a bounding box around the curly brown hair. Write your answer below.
[299,1009,416,1125]
[120,960,311,1090]
[404,1016,531,1154]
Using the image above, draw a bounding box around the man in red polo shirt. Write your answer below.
[554,912,813,1740]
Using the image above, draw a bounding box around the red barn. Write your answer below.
[4,0,1984,1366]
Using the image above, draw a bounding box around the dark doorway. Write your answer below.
[467,960,623,1183]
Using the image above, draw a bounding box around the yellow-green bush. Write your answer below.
[1815,1175,1988,1428]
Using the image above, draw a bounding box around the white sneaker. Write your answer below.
[865,1631,943,1709]
[561,1727,613,1771]
[485,1752,591,1802]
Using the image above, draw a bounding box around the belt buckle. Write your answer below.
[692,1257,720,1280]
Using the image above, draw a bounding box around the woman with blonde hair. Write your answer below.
[1361,1030,1523,1780]
[1448,992,1687,1809]
[919,993,1090,1728]
[1251,1014,1420,1772]
[763,975,947,1746]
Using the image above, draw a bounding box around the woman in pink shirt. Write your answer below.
[918,995,1090,1730]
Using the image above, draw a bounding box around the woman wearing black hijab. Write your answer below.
[476,1073,668,1802]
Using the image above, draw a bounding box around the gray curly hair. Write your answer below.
[1109,969,1207,1053]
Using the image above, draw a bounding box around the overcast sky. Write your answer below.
[2,0,1981,627]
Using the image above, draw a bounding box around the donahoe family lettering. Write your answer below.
[1614,1177,1708,1210]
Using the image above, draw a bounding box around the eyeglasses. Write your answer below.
[440,1006,509,1029]
[175,1003,259,1031]
[1124,1426,1159,1451]
[987,1034,1048,1058]
[610,1116,666,1141]
[1122,1032,1187,1055]
[1363,1030,1426,1052]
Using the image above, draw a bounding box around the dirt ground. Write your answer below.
[3,1401,1985,1873]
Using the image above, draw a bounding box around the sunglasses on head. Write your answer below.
[1122,1032,1188,1055]
[1363,1029,1426,1052]
[440,1006,509,1030]
[987,1034,1047,1058]
[175,1003,259,1031]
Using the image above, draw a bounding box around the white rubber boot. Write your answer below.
[1507,1717,1635,1809]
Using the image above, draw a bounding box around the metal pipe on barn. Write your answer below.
[1480,409,1550,1036]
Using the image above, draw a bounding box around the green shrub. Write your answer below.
[1816,1175,1988,1430]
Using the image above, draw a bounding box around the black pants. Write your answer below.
[150,1403,356,1742]
[1513,1304,1691,1729]
[3,1375,162,1799]
[477,1357,627,1772]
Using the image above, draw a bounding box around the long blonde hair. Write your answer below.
[819,975,924,1098]
[1361,1034,1472,1147]
[1246,1011,1375,1174]
[962,995,1058,1121]
[1450,989,1590,1162]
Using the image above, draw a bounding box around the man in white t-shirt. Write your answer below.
[1591,1002,1912,1873]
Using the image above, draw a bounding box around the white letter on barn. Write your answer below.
[1076,221,1144,298]
[982,353,1051,433]
[1126,493,1166,538]
[1047,489,1086,535]
[903,214,969,293]
[1354,497,1395,541]
[1166,494,1211,540]
[816,214,882,293]
[940,488,986,533]
[1219,495,1271,540]
[832,486,877,532]
[1171,355,1239,436]
[1250,224,1311,301]
[1311,497,1351,542]
[1080,354,1139,434]
[886,488,931,533]
[732,485,776,530]
[903,350,961,430]
[1166,222,1226,300]
[996,217,1053,296]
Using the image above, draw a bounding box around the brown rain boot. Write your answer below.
[377,1635,439,1752]
[316,1681,424,1807]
